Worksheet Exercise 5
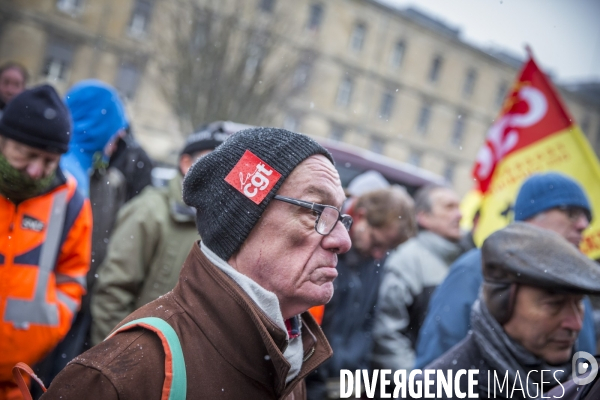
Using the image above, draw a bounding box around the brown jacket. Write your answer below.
[41,242,332,400]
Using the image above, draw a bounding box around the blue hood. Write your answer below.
[61,80,128,195]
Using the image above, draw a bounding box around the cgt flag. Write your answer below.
[468,54,600,259]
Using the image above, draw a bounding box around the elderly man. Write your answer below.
[415,222,600,399]
[40,128,351,399]
[0,85,91,399]
[415,172,596,369]
[307,187,416,399]
[372,184,464,371]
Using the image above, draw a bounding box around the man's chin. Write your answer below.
[310,282,334,305]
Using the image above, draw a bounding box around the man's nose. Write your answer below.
[26,160,45,180]
[323,221,352,254]
[562,301,584,332]
[574,214,590,232]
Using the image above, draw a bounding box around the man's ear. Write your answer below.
[416,211,429,230]
[179,154,193,176]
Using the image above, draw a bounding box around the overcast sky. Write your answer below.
[378,0,600,83]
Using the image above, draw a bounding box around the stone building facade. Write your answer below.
[1,0,598,195]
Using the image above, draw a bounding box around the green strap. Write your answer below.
[115,317,187,399]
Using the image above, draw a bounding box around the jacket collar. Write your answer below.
[417,230,463,264]
[174,243,332,397]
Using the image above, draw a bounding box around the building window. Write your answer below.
[307,3,324,31]
[128,0,154,37]
[349,23,366,52]
[115,62,141,100]
[56,0,83,14]
[42,39,74,82]
[416,103,431,134]
[336,76,353,108]
[462,68,477,98]
[450,114,465,146]
[391,40,405,68]
[259,0,275,13]
[408,150,422,167]
[379,92,395,120]
[495,80,508,107]
[428,55,443,83]
[292,63,311,89]
[443,161,456,183]
[283,114,298,131]
[330,123,345,141]
[371,137,385,154]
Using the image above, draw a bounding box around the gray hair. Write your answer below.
[413,184,452,215]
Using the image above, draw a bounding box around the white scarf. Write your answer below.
[201,243,303,383]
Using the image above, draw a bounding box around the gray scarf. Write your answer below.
[471,297,572,398]
[417,230,463,264]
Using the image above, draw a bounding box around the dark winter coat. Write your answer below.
[416,334,568,400]
[108,129,153,202]
[416,335,519,400]
[41,243,332,400]
[547,357,600,399]
[306,248,384,399]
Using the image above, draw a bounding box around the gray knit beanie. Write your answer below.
[182,127,334,260]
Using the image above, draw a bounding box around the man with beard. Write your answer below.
[0,85,92,399]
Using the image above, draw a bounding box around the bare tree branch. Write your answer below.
[153,0,299,134]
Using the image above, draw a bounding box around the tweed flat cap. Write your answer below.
[481,222,600,295]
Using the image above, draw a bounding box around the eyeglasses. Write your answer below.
[557,206,590,223]
[273,195,353,235]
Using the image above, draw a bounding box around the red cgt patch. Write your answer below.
[224,150,282,205]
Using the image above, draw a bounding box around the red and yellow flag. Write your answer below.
[465,54,600,259]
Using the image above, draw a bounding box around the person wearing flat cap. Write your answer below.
[89,123,232,346]
[42,127,352,400]
[415,172,596,369]
[0,85,92,399]
[414,222,600,399]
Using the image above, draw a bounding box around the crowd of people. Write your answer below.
[0,61,599,400]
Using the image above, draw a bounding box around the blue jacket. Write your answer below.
[414,248,597,369]
[61,80,128,196]
[306,248,384,399]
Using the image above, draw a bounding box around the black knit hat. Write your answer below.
[183,127,334,260]
[0,84,71,154]
[181,121,238,156]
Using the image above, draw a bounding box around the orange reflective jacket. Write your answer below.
[0,173,92,391]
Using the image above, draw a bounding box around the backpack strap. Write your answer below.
[12,362,47,400]
[107,317,187,400]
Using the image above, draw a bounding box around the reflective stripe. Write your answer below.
[56,290,79,314]
[55,273,87,289]
[4,189,69,328]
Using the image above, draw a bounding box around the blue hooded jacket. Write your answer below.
[61,80,128,196]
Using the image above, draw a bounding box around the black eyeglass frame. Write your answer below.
[556,205,591,223]
[273,195,353,235]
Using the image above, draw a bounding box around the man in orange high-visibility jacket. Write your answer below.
[0,85,92,399]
